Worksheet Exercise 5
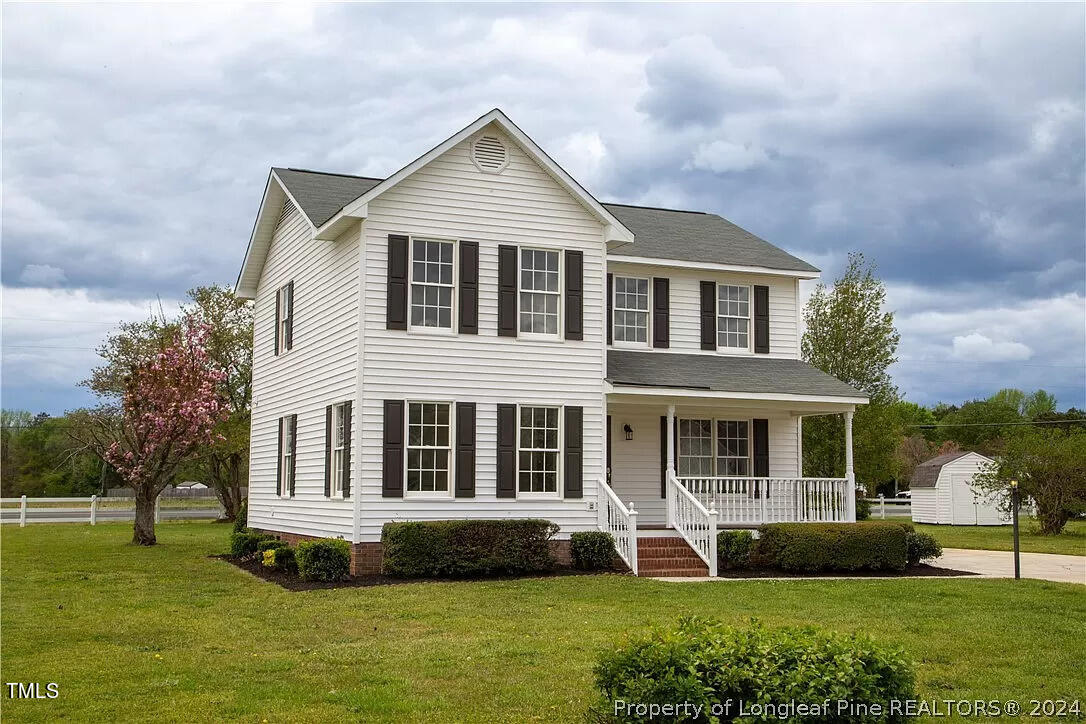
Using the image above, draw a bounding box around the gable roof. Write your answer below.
[273,168,382,228]
[910,451,991,488]
[603,203,819,274]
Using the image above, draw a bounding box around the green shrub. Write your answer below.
[751,522,908,572]
[593,617,916,723]
[257,538,289,554]
[229,530,274,557]
[382,519,559,578]
[905,531,942,565]
[570,531,616,570]
[856,494,872,521]
[296,539,351,582]
[716,530,754,571]
[233,500,248,533]
[263,546,297,574]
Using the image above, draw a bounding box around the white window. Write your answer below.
[331,403,348,496]
[410,239,454,329]
[276,283,292,352]
[519,249,560,336]
[279,416,294,496]
[518,406,559,494]
[678,418,750,476]
[406,402,451,495]
[613,276,649,345]
[717,284,750,350]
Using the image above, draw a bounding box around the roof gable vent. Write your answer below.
[470,134,509,173]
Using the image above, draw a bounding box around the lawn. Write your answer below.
[916,519,1086,556]
[2,523,1083,722]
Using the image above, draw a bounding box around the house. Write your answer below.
[234,109,867,577]
[910,451,1008,525]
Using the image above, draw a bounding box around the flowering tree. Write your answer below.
[73,321,227,544]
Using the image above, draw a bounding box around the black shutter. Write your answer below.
[564,250,583,341]
[459,241,479,334]
[659,416,678,497]
[277,417,284,493]
[342,401,352,498]
[652,277,670,348]
[753,285,770,354]
[288,414,297,496]
[700,281,716,350]
[497,245,517,337]
[285,281,294,350]
[496,404,517,497]
[324,405,333,497]
[606,415,612,484]
[606,273,613,345]
[455,402,476,498]
[386,235,409,330]
[382,400,404,497]
[753,419,769,477]
[564,406,583,498]
[274,289,281,356]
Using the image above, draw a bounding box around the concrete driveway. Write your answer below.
[939,548,1085,584]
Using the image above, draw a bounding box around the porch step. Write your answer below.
[636,537,709,577]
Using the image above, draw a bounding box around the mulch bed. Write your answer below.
[715,563,978,579]
[212,555,630,591]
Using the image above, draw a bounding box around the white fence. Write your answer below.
[678,477,853,523]
[1,495,224,525]
[864,495,912,519]
[597,477,638,574]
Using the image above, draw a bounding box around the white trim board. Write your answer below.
[606,255,820,280]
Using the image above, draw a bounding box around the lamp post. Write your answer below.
[1010,479,1020,580]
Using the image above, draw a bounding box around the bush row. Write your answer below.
[228,529,349,582]
[382,519,560,577]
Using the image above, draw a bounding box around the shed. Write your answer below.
[909,451,1008,525]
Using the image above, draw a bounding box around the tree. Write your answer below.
[801,253,901,491]
[973,426,1086,535]
[1023,390,1058,418]
[71,321,227,545]
[935,399,1021,455]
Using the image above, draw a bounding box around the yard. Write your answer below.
[2,522,1083,722]
[916,519,1086,556]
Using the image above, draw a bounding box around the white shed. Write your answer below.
[910,451,1009,525]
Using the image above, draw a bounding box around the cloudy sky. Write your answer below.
[3,3,1084,414]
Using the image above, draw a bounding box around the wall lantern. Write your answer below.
[623,424,633,441]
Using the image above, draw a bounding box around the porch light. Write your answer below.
[623,424,633,441]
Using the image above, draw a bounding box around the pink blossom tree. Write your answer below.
[73,321,227,544]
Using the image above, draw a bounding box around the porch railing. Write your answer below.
[666,472,718,576]
[677,477,852,524]
[597,477,638,575]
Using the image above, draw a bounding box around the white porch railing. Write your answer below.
[597,477,638,575]
[678,477,852,524]
[666,472,718,576]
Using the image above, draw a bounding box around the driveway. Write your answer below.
[939,548,1085,584]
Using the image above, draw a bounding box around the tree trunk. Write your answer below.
[132,490,157,545]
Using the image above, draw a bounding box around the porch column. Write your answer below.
[666,404,676,528]
[844,409,856,521]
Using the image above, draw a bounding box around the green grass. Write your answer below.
[2,523,1083,722]
[916,519,1086,556]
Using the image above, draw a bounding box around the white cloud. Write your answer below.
[18,264,67,286]
[951,332,1032,362]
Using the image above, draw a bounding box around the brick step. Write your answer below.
[640,568,710,577]
[638,555,707,567]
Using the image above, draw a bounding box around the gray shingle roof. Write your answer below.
[273,168,382,228]
[607,351,865,399]
[909,451,972,488]
[602,203,819,273]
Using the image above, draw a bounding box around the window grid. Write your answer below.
[519,249,560,335]
[410,239,454,329]
[716,420,750,476]
[407,402,451,494]
[277,284,292,351]
[613,276,649,344]
[279,418,294,496]
[717,284,750,349]
[331,403,347,496]
[518,406,559,493]
[678,419,714,477]
[678,418,751,477]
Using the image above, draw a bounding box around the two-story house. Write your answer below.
[234,109,866,577]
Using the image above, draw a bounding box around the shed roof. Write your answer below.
[910,451,977,488]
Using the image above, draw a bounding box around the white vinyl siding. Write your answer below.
[606,261,801,359]
[248,200,358,539]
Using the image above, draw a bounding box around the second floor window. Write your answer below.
[410,239,454,329]
[519,249,560,336]
[613,276,649,344]
[717,284,750,350]
[276,282,293,353]
[407,402,451,494]
[331,402,348,496]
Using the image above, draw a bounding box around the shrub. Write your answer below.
[230,530,274,557]
[296,539,351,582]
[751,522,908,572]
[382,519,559,578]
[905,531,942,565]
[570,531,616,570]
[233,500,248,533]
[716,530,754,571]
[856,494,872,521]
[263,546,297,574]
[257,538,289,554]
[592,617,916,723]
